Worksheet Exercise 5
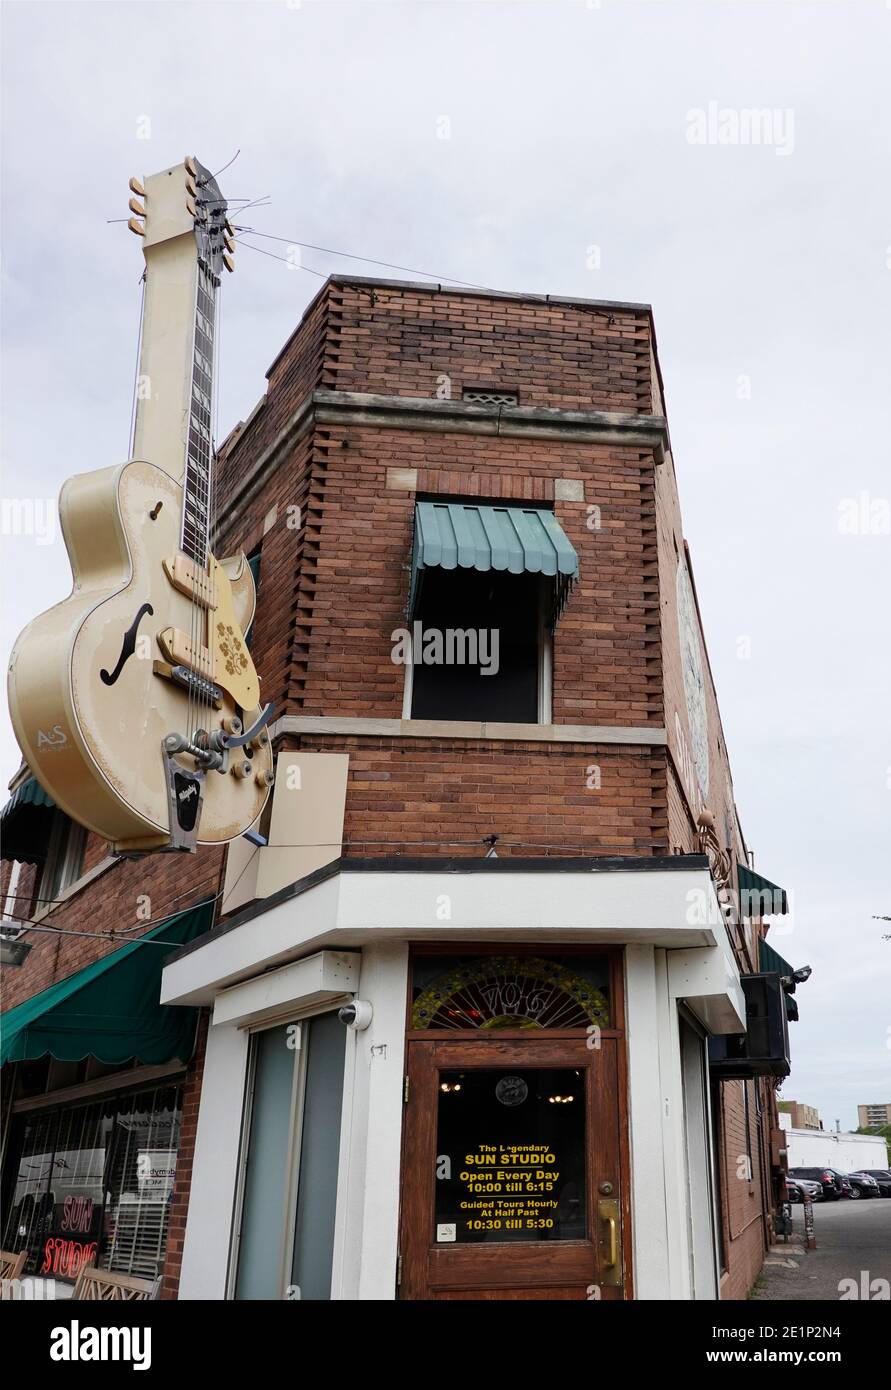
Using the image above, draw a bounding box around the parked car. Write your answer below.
[824,1169,854,1197]
[787,1166,847,1200]
[858,1169,891,1197]
[785,1176,822,1204]
[845,1171,881,1199]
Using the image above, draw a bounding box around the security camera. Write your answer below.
[338,1000,373,1031]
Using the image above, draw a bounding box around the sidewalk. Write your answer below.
[751,1200,891,1301]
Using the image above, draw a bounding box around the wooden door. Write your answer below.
[399,1037,625,1300]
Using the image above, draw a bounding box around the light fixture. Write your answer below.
[0,934,32,967]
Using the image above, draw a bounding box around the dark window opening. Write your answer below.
[409,568,546,724]
[39,816,86,908]
[245,548,261,649]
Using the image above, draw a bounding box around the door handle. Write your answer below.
[597,1197,622,1287]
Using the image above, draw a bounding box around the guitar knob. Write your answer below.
[255,769,274,788]
[221,715,242,735]
[251,731,269,750]
[231,759,252,780]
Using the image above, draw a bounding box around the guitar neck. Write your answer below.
[130,158,230,566]
[181,264,217,567]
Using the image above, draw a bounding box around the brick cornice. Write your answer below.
[217,389,667,542]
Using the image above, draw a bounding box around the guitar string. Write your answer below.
[209,258,222,751]
[127,272,146,459]
[186,259,205,748]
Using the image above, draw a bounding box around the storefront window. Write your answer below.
[411,954,610,1031]
[1,1084,181,1282]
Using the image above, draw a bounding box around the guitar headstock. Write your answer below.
[127,156,235,280]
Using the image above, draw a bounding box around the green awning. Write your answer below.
[759,938,794,978]
[759,937,801,1021]
[1,775,55,865]
[738,863,788,916]
[0,900,213,1067]
[409,502,579,625]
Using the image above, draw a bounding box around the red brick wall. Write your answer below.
[320,280,654,411]
[160,1012,209,1300]
[715,1079,770,1299]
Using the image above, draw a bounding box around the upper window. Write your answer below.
[40,815,87,908]
[403,502,579,726]
[409,567,548,723]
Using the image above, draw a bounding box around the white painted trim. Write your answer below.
[654,949,693,1299]
[624,945,670,1299]
[211,950,359,1029]
[179,1022,250,1299]
[161,867,732,1010]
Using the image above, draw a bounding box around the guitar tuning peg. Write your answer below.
[186,195,197,218]
[186,176,198,199]
[223,252,235,273]
[127,217,146,237]
[128,196,146,218]
[128,176,145,197]
[184,154,198,178]
[224,218,234,236]
[223,231,235,253]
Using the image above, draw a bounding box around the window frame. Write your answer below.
[401,575,554,726]
[39,815,87,910]
[227,1004,347,1301]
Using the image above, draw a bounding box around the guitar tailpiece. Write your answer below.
[161,735,211,852]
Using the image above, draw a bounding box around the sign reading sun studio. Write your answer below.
[435,1068,586,1243]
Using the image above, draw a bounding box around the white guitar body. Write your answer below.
[7,157,273,854]
[8,459,272,852]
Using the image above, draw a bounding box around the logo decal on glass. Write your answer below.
[495,1075,528,1107]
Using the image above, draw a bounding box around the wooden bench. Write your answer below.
[0,1249,27,1283]
[72,1265,161,1301]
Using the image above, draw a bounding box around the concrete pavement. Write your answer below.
[751,1197,891,1300]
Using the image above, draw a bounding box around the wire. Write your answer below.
[235,238,327,278]
[127,271,147,456]
[231,225,496,291]
[207,149,240,181]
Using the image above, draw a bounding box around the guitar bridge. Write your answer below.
[153,660,223,708]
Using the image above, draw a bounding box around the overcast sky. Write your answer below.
[1,0,889,1132]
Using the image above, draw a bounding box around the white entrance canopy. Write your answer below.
[161,857,745,1034]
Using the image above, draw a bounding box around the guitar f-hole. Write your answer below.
[100,602,154,686]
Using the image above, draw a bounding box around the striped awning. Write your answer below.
[409,502,579,626]
[759,937,803,1022]
[0,901,214,1066]
[0,776,55,865]
[738,863,788,916]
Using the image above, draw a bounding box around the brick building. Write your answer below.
[1,275,801,1300]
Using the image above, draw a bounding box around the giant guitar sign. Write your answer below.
[8,158,274,853]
